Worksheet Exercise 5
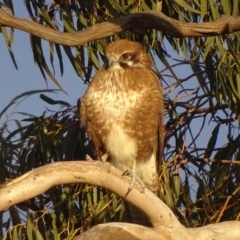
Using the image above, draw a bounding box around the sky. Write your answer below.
[0,1,236,232]
[1,1,236,188]
[0,4,89,232]
[0,5,87,127]
[0,3,231,153]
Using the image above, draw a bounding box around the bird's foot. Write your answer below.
[100,153,108,162]
[85,154,94,161]
[86,153,108,162]
[122,169,145,196]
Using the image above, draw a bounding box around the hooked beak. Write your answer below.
[107,56,119,67]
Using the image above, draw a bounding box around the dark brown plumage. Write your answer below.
[80,39,164,226]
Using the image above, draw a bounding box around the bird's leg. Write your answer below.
[85,154,94,161]
[86,152,108,162]
[100,152,109,162]
[122,159,145,196]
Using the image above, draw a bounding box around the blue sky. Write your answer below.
[0,4,87,127]
[1,2,237,225]
[0,3,231,155]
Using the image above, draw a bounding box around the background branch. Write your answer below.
[0,9,239,46]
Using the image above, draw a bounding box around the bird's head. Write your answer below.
[104,40,152,71]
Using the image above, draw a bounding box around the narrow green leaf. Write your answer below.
[203,37,215,61]
[0,26,18,69]
[226,38,240,68]
[196,178,206,201]
[62,46,84,77]
[173,173,181,199]
[205,53,215,92]
[0,89,60,119]
[3,0,14,14]
[237,74,240,97]
[13,227,18,240]
[40,94,70,106]
[76,46,86,76]
[205,124,220,158]
[9,207,21,226]
[36,230,44,240]
[86,187,94,213]
[232,0,239,16]
[49,42,55,75]
[208,0,218,20]
[30,35,67,93]
[51,213,59,240]
[40,3,57,29]
[200,0,208,17]
[220,0,230,14]
[39,94,57,105]
[0,150,6,182]
[30,34,48,83]
[55,44,64,76]
[63,4,76,33]
[215,37,226,61]
[90,51,101,71]
[26,214,34,240]
[103,0,122,16]
[109,0,126,14]
[140,1,151,11]
[78,14,88,28]
[222,68,240,101]
[175,0,207,14]
[24,0,35,18]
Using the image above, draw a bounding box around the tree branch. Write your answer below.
[1,161,240,240]
[74,221,240,240]
[0,9,239,47]
[1,161,178,229]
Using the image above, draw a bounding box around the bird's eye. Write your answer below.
[121,53,130,59]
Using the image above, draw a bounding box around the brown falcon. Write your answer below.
[80,39,164,226]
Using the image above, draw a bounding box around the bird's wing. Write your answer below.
[79,94,106,160]
[157,81,165,176]
[124,71,164,227]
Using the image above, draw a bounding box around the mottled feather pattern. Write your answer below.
[80,40,164,226]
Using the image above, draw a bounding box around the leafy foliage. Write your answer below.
[0,93,124,239]
[1,0,240,239]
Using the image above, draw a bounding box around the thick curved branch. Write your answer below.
[74,223,165,240]
[0,9,239,46]
[74,222,240,240]
[1,161,179,229]
[1,161,240,240]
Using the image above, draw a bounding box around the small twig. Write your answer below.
[216,186,240,223]
[176,158,240,167]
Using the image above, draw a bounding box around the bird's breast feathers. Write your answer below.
[85,70,145,167]
[89,70,142,120]
[100,91,139,119]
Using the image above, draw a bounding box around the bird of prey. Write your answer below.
[80,39,164,226]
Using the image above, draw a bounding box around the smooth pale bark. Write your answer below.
[1,161,240,240]
[1,7,240,239]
